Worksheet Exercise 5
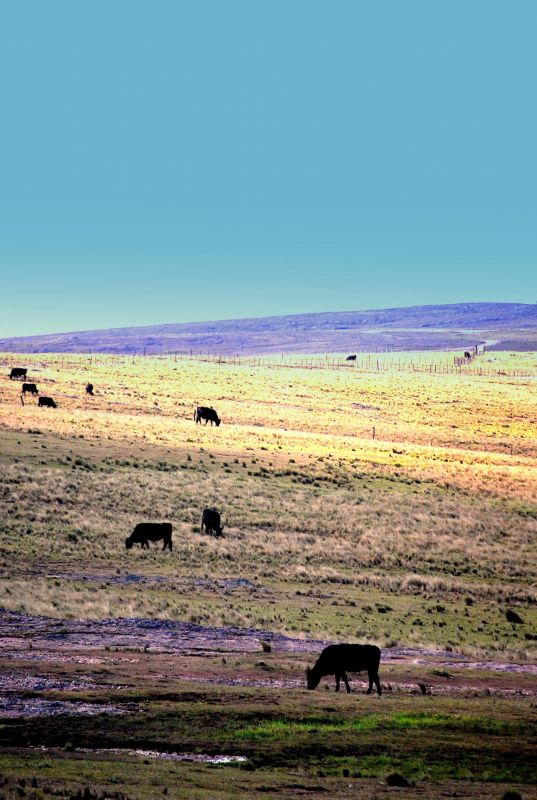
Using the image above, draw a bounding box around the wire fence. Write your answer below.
[1,349,536,378]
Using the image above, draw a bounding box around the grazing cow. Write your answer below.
[346,354,357,361]
[306,644,382,695]
[9,368,27,380]
[20,383,38,406]
[125,522,173,551]
[86,383,94,396]
[38,396,57,408]
[464,351,472,359]
[201,508,224,537]
[194,406,221,426]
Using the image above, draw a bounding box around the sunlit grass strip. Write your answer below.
[232,712,520,740]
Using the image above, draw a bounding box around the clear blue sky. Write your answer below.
[1,0,536,337]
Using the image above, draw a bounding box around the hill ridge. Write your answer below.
[1,302,535,354]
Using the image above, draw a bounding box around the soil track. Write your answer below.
[2,609,536,671]
[1,609,536,718]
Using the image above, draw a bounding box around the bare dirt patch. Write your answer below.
[1,610,535,707]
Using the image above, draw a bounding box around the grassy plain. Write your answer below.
[0,351,536,798]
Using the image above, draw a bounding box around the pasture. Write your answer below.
[0,351,536,798]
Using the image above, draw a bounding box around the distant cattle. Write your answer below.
[346,354,357,361]
[86,383,94,396]
[201,508,224,537]
[464,351,472,359]
[38,396,57,408]
[9,368,27,380]
[306,644,382,695]
[194,406,221,426]
[125,522,173,551]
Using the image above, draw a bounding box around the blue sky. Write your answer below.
[1,0,536,337]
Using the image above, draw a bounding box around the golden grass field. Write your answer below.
[1,350,536,799]
[0,350,535,653]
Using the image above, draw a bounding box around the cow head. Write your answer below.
[215,418,221,427]
[125,537,133,550]
[306,666,320,690]
[216,524,224,536]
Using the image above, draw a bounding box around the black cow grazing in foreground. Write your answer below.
[38,396,57,409]
[201,508,224,536]
[464,351,472,359]
[306,644,382,695]
[125,522,173,551]
[10,368,27,380]
[346,354,357,361]
[194,406,221,426]
[86,383,94,396]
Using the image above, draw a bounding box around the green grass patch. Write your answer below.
[232,711,521,741]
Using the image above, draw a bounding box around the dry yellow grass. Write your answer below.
[1,351,536,500]
[0,351,535,655]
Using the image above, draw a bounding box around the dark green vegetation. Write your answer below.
[1,664,536,799]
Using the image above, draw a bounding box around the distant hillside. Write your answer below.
[1,303,536,355]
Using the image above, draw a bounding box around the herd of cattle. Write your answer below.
[8,368,225,543]
[124,517,383,692]
[8,368,222,427]
[10,368,95,409]
[7,365,389,694]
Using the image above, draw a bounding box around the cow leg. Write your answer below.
[335,673,341,692]
[342,672,351,693]
[367,670,380,694]
[374,675,382,696]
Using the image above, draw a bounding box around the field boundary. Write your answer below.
[1,350,536,378]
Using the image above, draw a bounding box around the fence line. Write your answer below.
[2,349,536,378]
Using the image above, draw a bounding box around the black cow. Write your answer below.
[346,354,357,361]
[464,351,472,359]
[10,368,27,380]
[20,383,39,406]
[201,508,224,537]
[125,522,173,551]
[306,644,382,695]
[194,406,221,426]
[38,396,57,408]
[86,383,94,396]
